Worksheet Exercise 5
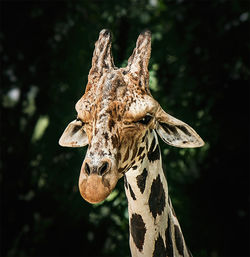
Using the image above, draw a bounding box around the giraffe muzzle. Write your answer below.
[78,158,119,203]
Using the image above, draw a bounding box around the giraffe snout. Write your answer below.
[83,159,111,176]
[78,158,118,203]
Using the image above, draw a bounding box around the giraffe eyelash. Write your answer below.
[76,117,85,125]
[137,115,152,125]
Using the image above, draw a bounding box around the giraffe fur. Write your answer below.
[59,29,204,256]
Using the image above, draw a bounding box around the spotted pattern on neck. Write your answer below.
[124,131,192,257]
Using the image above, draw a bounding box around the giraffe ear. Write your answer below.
[155,108,204,148]
[126,30,151,87]
[59,119,88,147]
[89,29,114,78]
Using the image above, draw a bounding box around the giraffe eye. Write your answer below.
[138,115,152,125]
[76,117,84,125]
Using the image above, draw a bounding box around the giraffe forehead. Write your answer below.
[76,94,158,124]
[76,70,158,121]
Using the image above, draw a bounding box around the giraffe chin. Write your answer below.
[79,174,117,204]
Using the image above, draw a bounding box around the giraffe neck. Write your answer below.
[124,130,192,257]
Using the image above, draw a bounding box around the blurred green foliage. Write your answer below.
[1,1,249,257]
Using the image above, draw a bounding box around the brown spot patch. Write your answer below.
[130,213,146,252]
[137,146,145,157]
[174,225,184,255]
[117,152,121,161]
[118,167,124,173]
[152,234,166,257]
[148,138,160,162]
[165,215,173,257]
[103,132,109,140]
[111,135,119,148]
[148,175,166,219]
[108,119,115,130]
[136,168,148,194]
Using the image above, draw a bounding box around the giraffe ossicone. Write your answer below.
[59,29,204,256]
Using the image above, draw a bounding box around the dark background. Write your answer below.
[1,1,249,256]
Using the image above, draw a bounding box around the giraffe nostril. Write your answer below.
[85,162,91,175]
[98,161,109,176]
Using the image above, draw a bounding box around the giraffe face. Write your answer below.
[59,29,204,203]
[74,69,160,203]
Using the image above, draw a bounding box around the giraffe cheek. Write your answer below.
[78,174,117,204]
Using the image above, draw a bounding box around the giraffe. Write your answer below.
[59,29,204,257]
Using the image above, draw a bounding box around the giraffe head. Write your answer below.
[59,29,204,203]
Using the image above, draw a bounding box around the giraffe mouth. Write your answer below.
[78,173,119,204]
